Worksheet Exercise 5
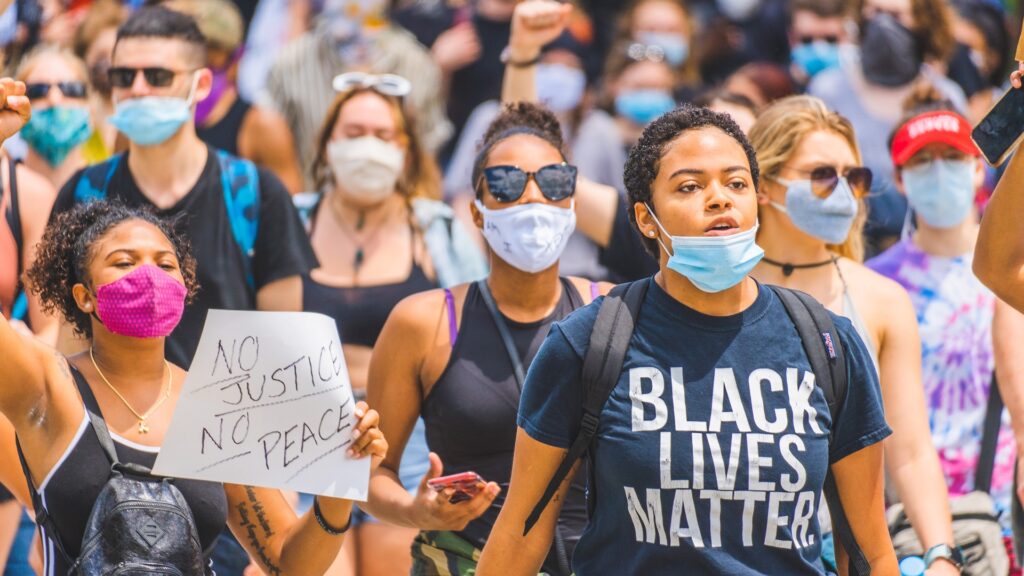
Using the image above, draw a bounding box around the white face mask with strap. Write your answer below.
[474,200,577,273]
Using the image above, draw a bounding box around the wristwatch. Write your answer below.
[500,46,542,68]
[923,543,965,571]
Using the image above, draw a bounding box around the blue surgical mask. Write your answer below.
[536,63,586,113]
[637,32,690,68]
[770,177,858,244]
[646,204,764,293]
[20,105,92,166]
[901,159,976,228]
[615,89,675,126]
[109,77,197,146]
[791,41,840,79]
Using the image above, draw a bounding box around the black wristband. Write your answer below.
[500,46,541,68]
[313,497,351,536]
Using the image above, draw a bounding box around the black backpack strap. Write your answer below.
[523,279,649,535]
[770,286,870,576]
[975,373,1004,494]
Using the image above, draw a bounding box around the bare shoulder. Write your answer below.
[837,258,915,333]
[243,105,290,136]
[388,284,469,337]
[13,162,57,221]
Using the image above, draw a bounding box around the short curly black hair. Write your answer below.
[27,201,199,338]
[623,104,760,256]
[472,102,567,199]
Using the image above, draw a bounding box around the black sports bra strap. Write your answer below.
[69,364,121,466]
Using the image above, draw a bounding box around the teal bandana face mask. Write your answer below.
[901,159,975,228]
[646,204,764,293]
[20,105,92,166]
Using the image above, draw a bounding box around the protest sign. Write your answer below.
[153,310,369,500]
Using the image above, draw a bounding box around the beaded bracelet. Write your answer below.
[313,497,352,536]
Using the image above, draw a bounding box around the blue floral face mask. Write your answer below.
[901,158,976,228]
[646,203,764,293]
[20,105,92,166]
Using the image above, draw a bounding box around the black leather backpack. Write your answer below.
[17,367,207,575]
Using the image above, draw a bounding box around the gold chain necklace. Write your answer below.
[89,348,173,434]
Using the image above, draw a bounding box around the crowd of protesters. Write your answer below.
[0,0,1024,574]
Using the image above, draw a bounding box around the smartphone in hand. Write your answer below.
[973,87,1024,166]
[427,472,485,504]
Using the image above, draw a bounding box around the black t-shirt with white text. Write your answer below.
[52,146,318,367]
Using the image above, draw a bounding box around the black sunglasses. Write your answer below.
[108,67,189,89]
[25,81,87,100]
[480,163,578,203]
[798,35,839,45]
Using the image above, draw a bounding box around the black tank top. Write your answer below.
[196,97,251,156]
[302,263,436,348]
[422,279,589,569]
[35,366,227,575]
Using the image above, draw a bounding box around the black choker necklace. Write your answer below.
[762,255,837,277]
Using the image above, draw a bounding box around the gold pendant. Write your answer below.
[138,420,150,434]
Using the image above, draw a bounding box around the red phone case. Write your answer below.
[427,472,485,493]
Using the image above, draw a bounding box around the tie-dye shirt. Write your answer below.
[868,238,1015,522]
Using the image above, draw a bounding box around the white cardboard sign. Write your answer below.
[153,310,369,500]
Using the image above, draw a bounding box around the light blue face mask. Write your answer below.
[536,63,586,114]
[646,204,764,293]
[615,89,676,126]
[109,78,197,146]
[770,176,858,245]
[791,41,840,79]
[637,32,690,68]
[901,158,975,228]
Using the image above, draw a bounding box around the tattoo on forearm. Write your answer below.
[236,500,282,576]
[245,486,275,537]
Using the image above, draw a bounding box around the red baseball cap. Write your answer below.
[891,110,979,167]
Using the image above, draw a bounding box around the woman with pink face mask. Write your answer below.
[0,197,386,576]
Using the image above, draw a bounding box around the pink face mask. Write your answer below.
[95,264,187,339]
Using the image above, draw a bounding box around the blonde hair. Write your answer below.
[748,95,866,262]
[16,44,89,85]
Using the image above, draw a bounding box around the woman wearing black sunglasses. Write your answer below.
[362,102,610,575]
[749,95,957,574]
[14,45,100,191]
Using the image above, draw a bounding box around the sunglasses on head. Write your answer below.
[626,42,667,64]
[797,35,839,45]
[25,81,88,100]
[108,67,191,89]
[479,163,578,203]
[332,72,411,98]
[773,166,873,198]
